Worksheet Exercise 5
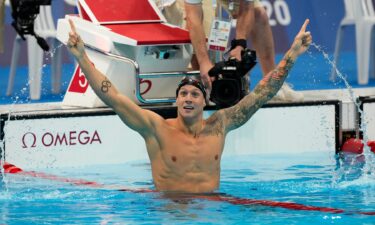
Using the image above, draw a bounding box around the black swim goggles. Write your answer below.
[176,77,207,99]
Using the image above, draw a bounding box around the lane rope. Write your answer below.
[2,162,374,215]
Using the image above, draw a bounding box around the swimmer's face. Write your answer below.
[176,85,206,118]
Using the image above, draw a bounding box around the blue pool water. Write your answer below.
[1,152,374,224]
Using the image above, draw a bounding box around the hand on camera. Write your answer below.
[229,46,244,61]
[199,61,215,98]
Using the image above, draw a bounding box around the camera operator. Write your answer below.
[184,0,304,103]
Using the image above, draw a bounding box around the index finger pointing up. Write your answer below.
[69,19,77,34]
[299,19,310,33]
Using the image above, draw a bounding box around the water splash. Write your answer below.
[47,43,64,58]
[1,43,65,189]
[311,43,360,108]
[311,43,375,183]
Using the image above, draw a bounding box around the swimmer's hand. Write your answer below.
[67,19,85,59]
[290,19,312,56]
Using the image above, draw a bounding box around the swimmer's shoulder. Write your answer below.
[164,118,178,127]
[205,110,225,126]
[204,111,226,133]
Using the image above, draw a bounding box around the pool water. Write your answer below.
[1,151,374,224]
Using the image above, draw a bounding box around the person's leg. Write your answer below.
[202,0,215,35]
[249,5,276,76]
[250,3,303,101]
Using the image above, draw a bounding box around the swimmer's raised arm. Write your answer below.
[217,19,312,132]
[66,19,163,137]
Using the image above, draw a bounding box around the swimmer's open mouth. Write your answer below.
[183,106,194,110]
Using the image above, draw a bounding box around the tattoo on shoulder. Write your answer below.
[204,112,225,136]
[101,78,112,93]
[225,101,256,130]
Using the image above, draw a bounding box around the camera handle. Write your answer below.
[35,33,50,51]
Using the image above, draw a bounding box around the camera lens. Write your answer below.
[211,79,241,107]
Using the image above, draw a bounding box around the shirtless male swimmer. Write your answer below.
[66,19,312,193]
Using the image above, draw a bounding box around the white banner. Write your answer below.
[4,114,147,169]
[205,104,336,156]
[4,103,337,169]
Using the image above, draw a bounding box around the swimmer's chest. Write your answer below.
[160,132,223,168]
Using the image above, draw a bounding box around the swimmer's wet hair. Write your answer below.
[176,77,207,99]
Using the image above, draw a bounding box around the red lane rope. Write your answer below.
[195,195,344,213]
[2,162,154,193]
[2,162,374,215]
[3,162,102,188]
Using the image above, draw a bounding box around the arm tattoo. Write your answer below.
[260,56,294,84]
[277,56,295,78]
[224,93,260,130]
[224,54,296,131]
[101,78,112,93]
[204,112,226,136]
[258,55,295,97]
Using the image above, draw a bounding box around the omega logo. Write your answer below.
[22,130,102,148]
